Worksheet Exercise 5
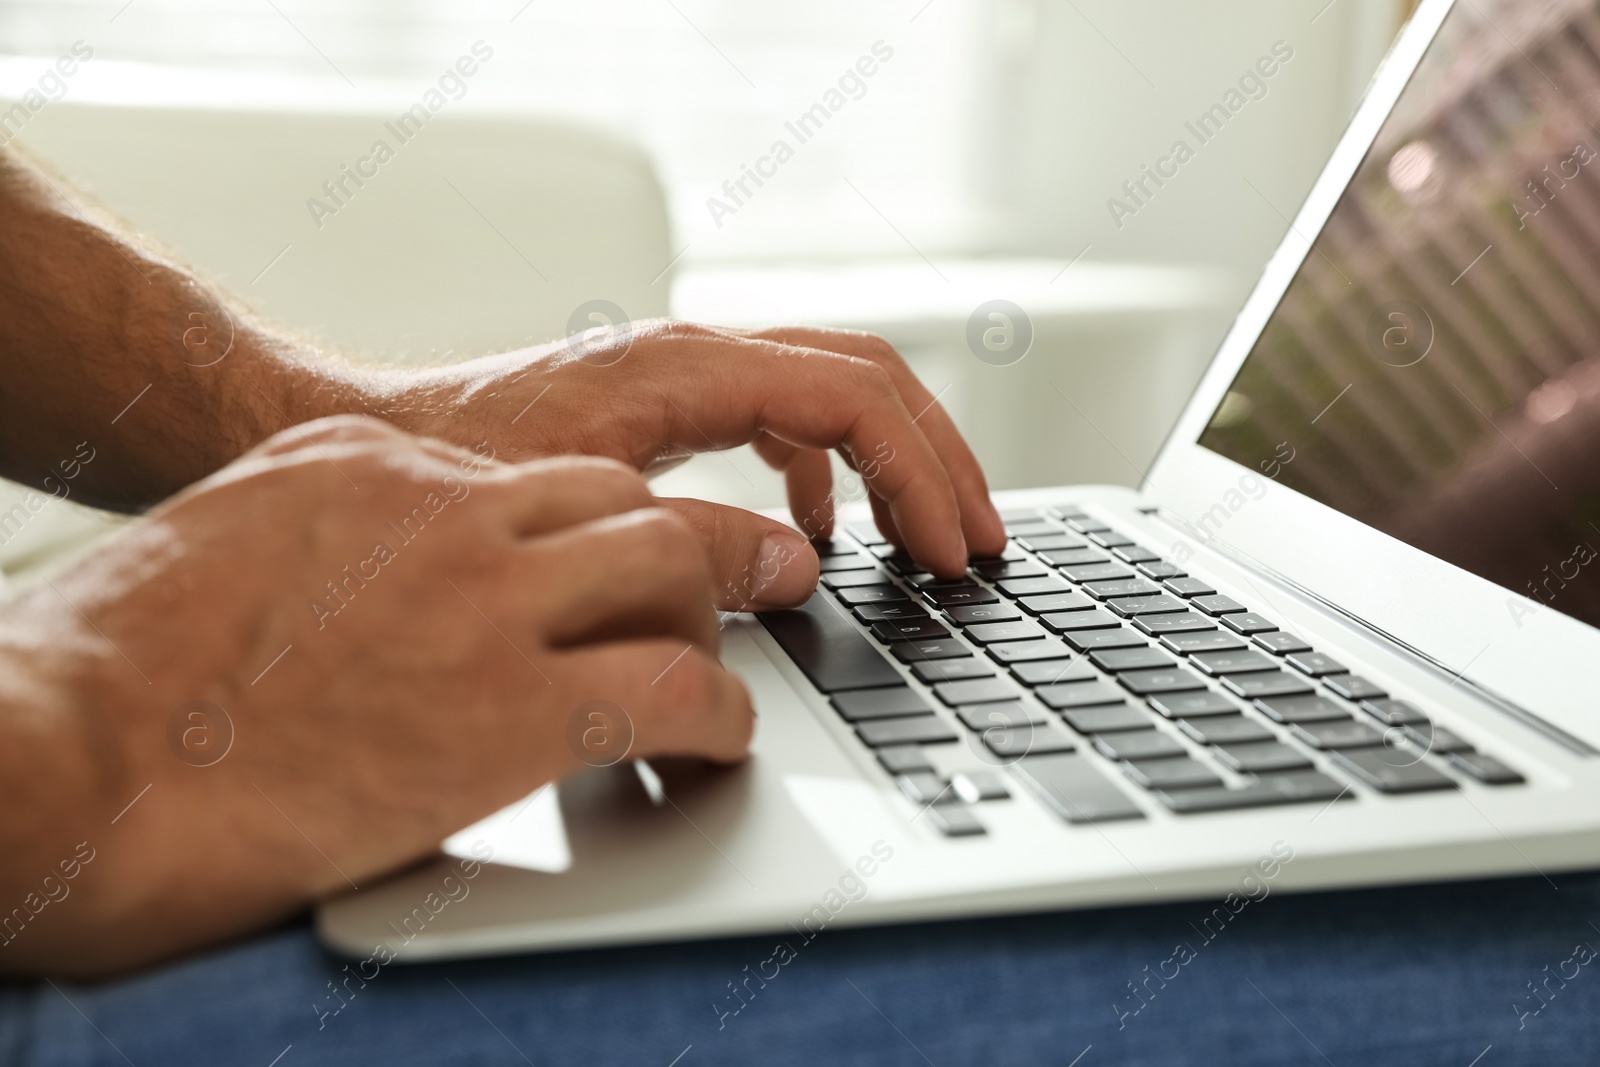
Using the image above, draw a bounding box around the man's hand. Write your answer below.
[380,320,1008,598]
[0,417,751,976]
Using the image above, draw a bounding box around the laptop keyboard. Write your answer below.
[759,505,1527,837]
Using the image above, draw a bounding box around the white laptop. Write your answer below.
[320,0,1600,962]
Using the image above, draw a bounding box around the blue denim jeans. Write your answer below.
[4,871,1599,1066]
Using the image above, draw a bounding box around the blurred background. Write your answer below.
[0,0,1412,568]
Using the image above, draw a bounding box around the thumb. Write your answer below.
[656,497,819,612]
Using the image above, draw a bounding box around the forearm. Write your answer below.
[0,145,385,511]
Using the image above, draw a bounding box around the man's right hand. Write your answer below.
[0,416,752,976]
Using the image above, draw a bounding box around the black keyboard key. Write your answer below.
[1223,672,1314,700]
[1010,658,1096,686]
[1091,647,1173,673]
[947,602,1023,625]
[832,687,931,722]
[847,521,886,545]
[1133,613,1217,636]
[956,702,1047,731]
[1113,546,1162,564]
[1049,505,1088,520]
[923,585,999,608]
[1064,628,1147,653]
[999,508,1044,523]
[1163,577,1216,597]
[761,596,903,693]
[1155,771,1346,813]
[1040,547,1111,568]
[1161,631,1246,655]
[1221,613,1279,635]
[912,659,994,684]
[856,716,958,746]
[1358,698,1429,727]
[897,772,956,805]
[1190,649,1278,676]
[889,638,970,663]
[1106,595,1188,618]
[1177,715,1274,745]
[1007,520,1059,538]
[1094,730,1186,761]
[1117,667,1207,695]
[1327,749,1457,794]
[926,806,987,836]
[1402,724,1474,754]
[1036,680,1127,709]
[1060,705,1148,733]
[1190,594,1246,616]
[1253,631,1313,654]
[870,618,950,643]
[906,572,980,591]
[837,585,911,606]
[988,639,1072,664]
[1040,608,1121,633]
[1212,741,1312,774]
[817,553,877,574]
[1447,752,1525,784]
[971,559,1048,582]
[1286,652,1348,677]
[1324,674,1388,701]
[1123,758,1222,791]
[1148,691,1238,719]
[998,576,1074,598]
[966,620,1046,645]
[1138,561,1187,580]
[877,745,934,774]
[1088,531,1135,548]
[1065,517,1109,533]
[853,602,930,624]
[810,539,857,557]
[1288,719,1384,750]
[952,770,1011,802]
[1019,592,1096,615]
[878,552,920,575]
[983,725,1077,758]
[1060,563,1137,585]
[1253,695,1349,724]
[1081,578,1161,600]
[934,677,1019,706]
[1016,533,1081,552]
[1013,753,1145,822]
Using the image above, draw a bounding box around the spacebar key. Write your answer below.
[759,594,903,692]
[1013,753,1145,823]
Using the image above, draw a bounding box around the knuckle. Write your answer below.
[846,357,898,399]
[283,414,401,449]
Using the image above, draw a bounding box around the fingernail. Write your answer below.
[746,530,816,609]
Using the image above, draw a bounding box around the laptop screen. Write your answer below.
[1198,0,1600,630]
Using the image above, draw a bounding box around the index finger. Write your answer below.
[746,326,1006,557]
[637,326,971,576]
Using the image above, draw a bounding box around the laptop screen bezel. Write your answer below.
[1144,0,1600,747]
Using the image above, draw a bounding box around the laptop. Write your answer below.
[320,0,1600,962]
